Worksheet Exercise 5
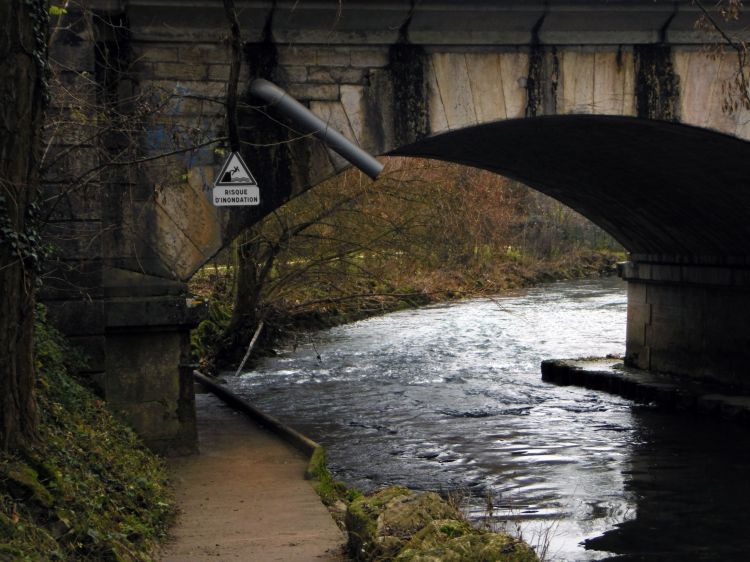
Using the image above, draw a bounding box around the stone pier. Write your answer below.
[621,260,750,391]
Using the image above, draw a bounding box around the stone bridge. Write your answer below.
[46,0,750,450]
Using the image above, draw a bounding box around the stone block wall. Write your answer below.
[622,260,750,390]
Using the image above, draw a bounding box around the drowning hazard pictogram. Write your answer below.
[212,152,260,206]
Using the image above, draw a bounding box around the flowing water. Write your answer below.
[228,277,750,561]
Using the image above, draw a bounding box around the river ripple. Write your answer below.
[228,277,750,561]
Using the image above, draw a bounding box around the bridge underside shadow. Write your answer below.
[392,115,750,389]
[392,115,750,259]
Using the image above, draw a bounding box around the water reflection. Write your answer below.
[228,278,750,560]
[586,406,750,561]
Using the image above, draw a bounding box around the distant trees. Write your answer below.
[0,0,49,448]
[201,157,620,367]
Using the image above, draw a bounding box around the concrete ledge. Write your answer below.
[193,371,320,458]
[541,358,750,425]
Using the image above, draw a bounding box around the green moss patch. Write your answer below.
[396,519,538,562]
[346,487,538,562]
[0,307,174,561]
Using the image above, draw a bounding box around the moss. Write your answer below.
[378,492,460,540]
[388,15,429,146]
[525,14,553,118]
[0,306,174,560]
[4,464,53,508]
[306,446,352,504]
[346,486,465,561]
[396,530,538,562]
[634,44,680,121]
[347,489,538,562]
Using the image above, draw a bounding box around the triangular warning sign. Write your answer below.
[214,152,258,187]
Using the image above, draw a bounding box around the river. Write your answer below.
[228,277,750,561]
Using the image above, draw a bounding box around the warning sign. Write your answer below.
[213,152,260,206]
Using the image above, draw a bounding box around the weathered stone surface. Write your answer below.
[207,63,230,81]
[499,51,530,119]
[151,173,223,280]
[43,186,101,222]
[179,43,230,64]
[281,65,308,83]
[674,49,716,128]
[39,260,103,300]
[143,61,209,81]
[592,50,634,115]
[287,83,340,101]
[42,146,99,189]
[316,47,351,67]
[559,48,595,114]
[145,79,226,99]
[278,46,319,67]
[45,300,105,337]
[431,53,478,130]
[308,66,367,85]
[350,49,389,68]
[105,297,205,330]
[340,85,366,145]
[132,46,180,63]
[104,328,197,453]
[621,260,750,389]
[105,332,181,404]
[465,54,506,123]
[49,43,96,71]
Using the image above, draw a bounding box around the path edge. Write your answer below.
[193,371,325,479]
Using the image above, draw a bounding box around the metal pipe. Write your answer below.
[249,78,384,180]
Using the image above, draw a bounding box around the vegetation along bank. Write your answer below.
[190,158,624,372]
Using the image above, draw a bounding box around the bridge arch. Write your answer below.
[390,114,750,260]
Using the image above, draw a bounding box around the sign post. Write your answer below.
[212,152,260,206]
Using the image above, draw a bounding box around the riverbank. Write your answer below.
[285,250,623,330]
[191,249,624,372]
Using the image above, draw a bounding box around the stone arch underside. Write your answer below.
[390,114,750,263]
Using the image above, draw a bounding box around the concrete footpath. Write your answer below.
[160,392,346,561]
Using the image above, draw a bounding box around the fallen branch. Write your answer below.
[234,320,265,377]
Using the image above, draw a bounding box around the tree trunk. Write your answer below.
[225,227,264,340]
[0,0,48,448]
